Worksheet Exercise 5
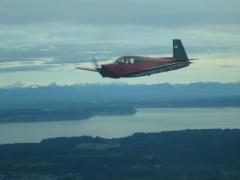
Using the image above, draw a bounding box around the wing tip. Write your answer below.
[76,67,98,72]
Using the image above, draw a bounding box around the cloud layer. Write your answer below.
[1,0,240,26]
[0,0,239,84]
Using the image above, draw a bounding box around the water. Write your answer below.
[0,108,239,144]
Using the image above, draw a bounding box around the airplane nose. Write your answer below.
[98,65,119,78]
[98,65,108,77]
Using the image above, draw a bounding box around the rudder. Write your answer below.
[173,39,188,61]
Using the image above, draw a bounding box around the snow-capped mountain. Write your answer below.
[1,81,44,89]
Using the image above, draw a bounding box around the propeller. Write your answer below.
[92,57,102,70]
[76,57,103,72]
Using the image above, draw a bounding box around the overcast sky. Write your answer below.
[0,0,239,86]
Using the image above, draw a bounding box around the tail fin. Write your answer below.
[173,39,188,61]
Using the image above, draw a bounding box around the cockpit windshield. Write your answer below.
[116,57,125,64]
[115,56,143,64]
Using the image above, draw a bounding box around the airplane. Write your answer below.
[76,39,195,78]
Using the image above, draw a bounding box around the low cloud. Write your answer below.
[0,65,49,73]
[0,60,58,73]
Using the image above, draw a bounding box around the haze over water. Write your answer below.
[0,108,239,144]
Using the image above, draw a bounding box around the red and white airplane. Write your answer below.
[77,39,195,78]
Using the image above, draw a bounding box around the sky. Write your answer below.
[0,0,240,86]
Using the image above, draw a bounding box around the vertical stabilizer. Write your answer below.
[173,39,188,61]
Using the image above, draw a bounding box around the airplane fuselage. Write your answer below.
[99,56,191,78]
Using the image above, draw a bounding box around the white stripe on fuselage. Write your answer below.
[125,62,189,77]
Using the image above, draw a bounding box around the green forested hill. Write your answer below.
[0,129,240,180]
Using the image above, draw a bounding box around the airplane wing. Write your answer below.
[76,67,99,72]
[125,62,189,77]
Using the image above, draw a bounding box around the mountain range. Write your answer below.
[0,81,240,109]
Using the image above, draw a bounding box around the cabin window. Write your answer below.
[116,57,124,64]
[116,56,143,64]
[125,57,134,64]
[134,57,145,63]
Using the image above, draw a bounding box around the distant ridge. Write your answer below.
[1,81,240,89]
[0,82,240,109]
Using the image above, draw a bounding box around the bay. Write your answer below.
[0,108,239,144]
